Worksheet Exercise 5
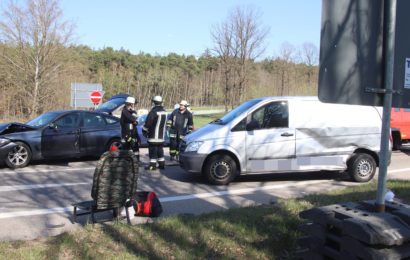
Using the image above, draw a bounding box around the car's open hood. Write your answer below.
[0,122,37,135]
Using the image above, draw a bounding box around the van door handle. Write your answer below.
[281,132,294,137]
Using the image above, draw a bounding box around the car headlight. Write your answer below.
[185,141,204,152]
[0,138,11,147]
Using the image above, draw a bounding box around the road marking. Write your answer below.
[0,182,89,192]
[0,207,72,219]
[159,180,329,202]
[389,168,410,173]
[0,180,330,219]
[0,167,95,174]
[0,168,409,219]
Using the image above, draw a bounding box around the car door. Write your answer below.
[80,112,112,155]
[245,101,296,173]
[41,112,81,158]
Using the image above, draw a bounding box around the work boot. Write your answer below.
[145,162,156,171]
[158,161,165,169]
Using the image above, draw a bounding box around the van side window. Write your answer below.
[231,118,247,131]
[253,101,288,129]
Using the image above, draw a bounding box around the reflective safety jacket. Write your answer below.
[120,107,140,142]
[142,105,168,143]
[166,109,194,139]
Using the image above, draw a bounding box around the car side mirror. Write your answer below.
[48,123,57,130]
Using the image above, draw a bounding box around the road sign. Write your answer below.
[319,0,410,108]
[70,83,104,108]
[90,91,102,104]
[318,0,384,106]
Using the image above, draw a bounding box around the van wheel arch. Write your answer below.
[202,151,240,185]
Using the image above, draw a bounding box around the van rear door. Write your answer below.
[245,101,296,172]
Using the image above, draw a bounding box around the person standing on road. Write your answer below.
[167,100,194,161]
[120,96,141,161]
[142,95,168,170]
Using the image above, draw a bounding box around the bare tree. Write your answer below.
[275,42,296,95]
[211,19,236,112]
[0,0,74,117]
[211,6,269,111]
[232,7,269,104]
[299,42,319,85]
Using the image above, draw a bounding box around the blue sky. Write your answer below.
[61,1,322,57]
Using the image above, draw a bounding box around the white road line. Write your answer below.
[0,167,95,174]
[159,180,329,202]
[0,168,409,219]
[389,168,410,173]
[0,183,89,192]
[0,207,72,219]
[0,180,329,219]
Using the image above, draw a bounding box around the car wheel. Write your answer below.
[5,142,32,169]
[203,154,238,185]
[347,153,376,182]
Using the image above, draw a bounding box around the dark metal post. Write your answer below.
[376,0,396,212]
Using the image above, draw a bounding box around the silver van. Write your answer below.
[179,96,385,185]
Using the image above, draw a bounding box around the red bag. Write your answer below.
[134,191,163,217]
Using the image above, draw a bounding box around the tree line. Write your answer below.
[0,0,319,121]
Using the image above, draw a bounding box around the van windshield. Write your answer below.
[211,98,263,125]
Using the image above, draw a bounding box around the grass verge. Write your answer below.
[1,180,409,259]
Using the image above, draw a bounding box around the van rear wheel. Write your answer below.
[348,153,376,182]
[204,154,237,185]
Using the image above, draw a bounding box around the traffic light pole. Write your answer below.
[375,0,396,212]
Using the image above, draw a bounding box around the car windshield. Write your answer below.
[211,98,263,125]
[98,97,125,110]
[26,112,59,127]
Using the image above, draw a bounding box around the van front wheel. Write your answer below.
[348,153,376,182]
[204,154,237,185]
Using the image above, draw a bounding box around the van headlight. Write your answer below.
[185,141,204,152]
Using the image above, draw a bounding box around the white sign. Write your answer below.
[405,58,410,89]
[70,83,104,108]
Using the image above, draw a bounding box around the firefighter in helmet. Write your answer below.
[120,96,141,160]
[167,100,194,161]
[142,95,168,170]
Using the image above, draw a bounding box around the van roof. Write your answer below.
[256,96,319,101]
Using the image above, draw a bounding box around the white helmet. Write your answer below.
[125,96,135,104]
[180,100,188,107]
[152,95,163,104]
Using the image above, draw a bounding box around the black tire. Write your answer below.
[347,153,376,182]
[203,154,238,185]
[5,142,32,169]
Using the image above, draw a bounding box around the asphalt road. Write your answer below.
[0,148,409,241]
